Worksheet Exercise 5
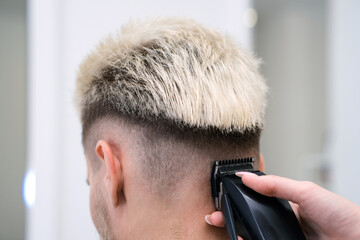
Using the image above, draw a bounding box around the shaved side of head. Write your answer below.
[83,115,260,201]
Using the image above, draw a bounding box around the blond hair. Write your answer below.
[75,18,267,134]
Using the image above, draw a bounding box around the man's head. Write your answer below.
[75,18,267,240]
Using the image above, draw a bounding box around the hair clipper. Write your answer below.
[211,158,306,240]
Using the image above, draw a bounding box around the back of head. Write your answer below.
[75,18,267,200]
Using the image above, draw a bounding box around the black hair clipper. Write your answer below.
[211,158,306,240]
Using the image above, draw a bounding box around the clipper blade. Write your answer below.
[211,157,256,210]
[216,158,255,177]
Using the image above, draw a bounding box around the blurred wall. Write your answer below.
[254,0,328,183]
[0,0,27,239]
[328,0,360,204]
[255,0,360,205]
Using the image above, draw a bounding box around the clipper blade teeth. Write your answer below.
[215,157,255,178]
[217,157,254,166]
[211,157,255,201]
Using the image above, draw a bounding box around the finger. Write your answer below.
[205,211,225,227]
[289,201,300,220]
[205,213,244,240]
[235,172,312,204]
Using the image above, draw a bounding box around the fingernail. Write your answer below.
[205,215,212,225]
[235,171,255,177]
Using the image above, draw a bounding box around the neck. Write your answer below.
[140,196,228,240]
[150,217,227,240]
[116,182,228,240]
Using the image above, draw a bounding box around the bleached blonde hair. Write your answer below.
[75,18,267,135]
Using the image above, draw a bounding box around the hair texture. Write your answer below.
[75,18,267,137]
[75,18,267,199]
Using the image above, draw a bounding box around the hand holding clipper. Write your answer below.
[211,158,306,240]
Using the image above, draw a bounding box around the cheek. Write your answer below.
[89,186,97,224]
[89,185,113,240]
[88,167,102,224]
[89,184,105,224]
[89,186,103,228]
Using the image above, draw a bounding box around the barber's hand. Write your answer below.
[205,172,360,240]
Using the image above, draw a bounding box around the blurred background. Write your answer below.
[0,0,359,239]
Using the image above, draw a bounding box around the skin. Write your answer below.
[206,172,360,240]
[85,138,231,240]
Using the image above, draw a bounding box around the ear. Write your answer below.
[96,140,123,207]
[259,153,265,172]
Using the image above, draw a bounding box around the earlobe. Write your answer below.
[96,140,123,207]
[260,153,265,172]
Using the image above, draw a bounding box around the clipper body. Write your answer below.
[211,158,306,240]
